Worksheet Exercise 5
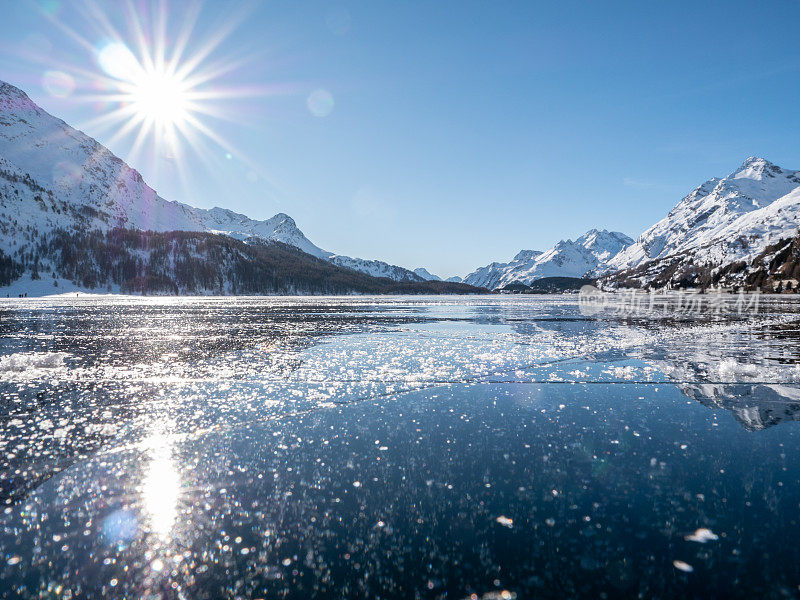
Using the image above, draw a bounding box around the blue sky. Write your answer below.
[0,0,798,277]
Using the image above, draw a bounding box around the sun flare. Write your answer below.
[129,69,191,127]
[32,1,276,189]
[98,40,193,132]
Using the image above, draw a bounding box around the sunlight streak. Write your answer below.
[140,430,180,539]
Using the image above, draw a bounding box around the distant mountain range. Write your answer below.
[0,80,486,294]
[461,157,799,291]
[463,230,633,289]
[1,78,798,295]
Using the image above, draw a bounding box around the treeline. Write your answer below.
[739,233,800,292]
[0,249,23,286]
[4,228,486,295]
[500,277,596,294]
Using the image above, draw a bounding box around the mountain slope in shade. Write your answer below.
[606,157,800,274]
[0,80,421,283]
[464,230,632,289]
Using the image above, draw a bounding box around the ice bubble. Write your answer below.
[495,516,514,528]
[673,560,694,572]
[685,528,719,543]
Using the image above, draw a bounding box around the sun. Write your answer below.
[56,4,257,175]
[97,41,192,130]
[128,68,190,128]
[37,1,278,194]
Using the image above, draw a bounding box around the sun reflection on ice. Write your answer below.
[140,430,180,539]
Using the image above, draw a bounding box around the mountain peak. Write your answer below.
[513,249,542,261]
[273,212,296,225]
[741,156,771,167]
[464,230,634,289]
[576,229,634,248]
[0,80,29,99]
[413,267,442,281]
[0,80,39,113]
[606,156,800,274]
[729,156,782,180]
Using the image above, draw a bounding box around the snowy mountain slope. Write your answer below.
[463,230,633,289]
[697,186,800,265]
[0,80,421,282]
[601,224,800,291]
[606,157,800,273]
[324,255,421,281]
[413,268,442,281]
[445,276,463,283]
[462,259,522,291]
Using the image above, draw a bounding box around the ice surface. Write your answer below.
[1,295,799,597]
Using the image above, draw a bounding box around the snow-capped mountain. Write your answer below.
[445,276,463,283]
[606,157,800,274]
[0,80,421,283]
[412,268,442,281]
[464,230,633,289]
[462,251,541,290]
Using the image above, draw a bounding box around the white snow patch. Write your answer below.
[715,358,759,380]
[0,351,68,372]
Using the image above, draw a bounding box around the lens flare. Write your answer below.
[307,88,334,117]
[97,41,139,81]
[131,70,190,126]
[41,70,76,97]
[34,0,282,195]
[95,40,193,131]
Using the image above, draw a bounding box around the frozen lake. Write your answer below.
[1,294,800,598]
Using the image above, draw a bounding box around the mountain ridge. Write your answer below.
[0,79,425,284]
[464,229,633,289]
[3,80,799,294]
